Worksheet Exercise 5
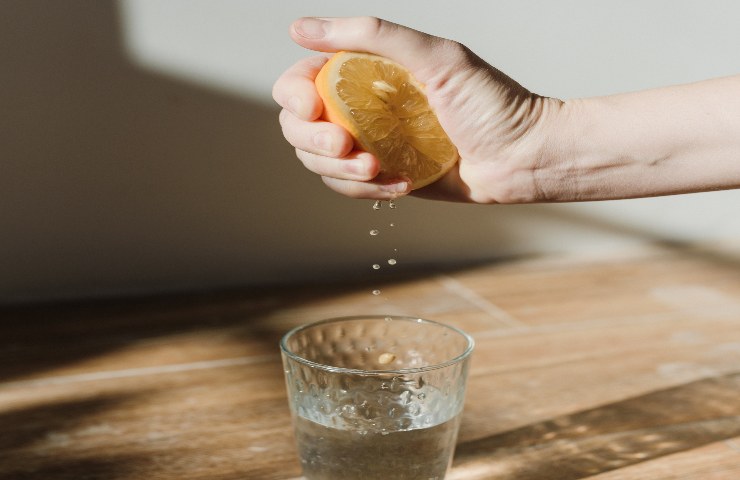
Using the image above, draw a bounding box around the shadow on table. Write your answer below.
[452,372,740,479]
[0,395,144,480]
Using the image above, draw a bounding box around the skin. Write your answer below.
[273,16,740,203]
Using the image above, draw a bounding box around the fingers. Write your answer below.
[277,17,461,200]
[289,17,466,84]
[279,109,354,158]
[322,176,411,200]
[295,148,409,199]
[295,148,378,181]
[272,55,329,120]
[293,145,410,199]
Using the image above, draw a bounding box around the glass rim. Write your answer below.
[279,315,474,375]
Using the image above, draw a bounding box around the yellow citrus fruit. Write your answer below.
[315,51,458,190]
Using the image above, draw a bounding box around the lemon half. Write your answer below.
[315,51,458,189]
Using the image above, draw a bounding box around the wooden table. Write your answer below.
[2,243,740,479]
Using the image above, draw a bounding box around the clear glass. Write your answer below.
[280,315,474,480]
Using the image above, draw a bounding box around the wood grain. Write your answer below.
[1,242,739,479]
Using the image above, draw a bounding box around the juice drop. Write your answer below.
[369,229,379,236]
[372,289,381,296]
[389,199,396,209]
[372,200,382,210]
[372,264,380,270]
[387,259,397,265]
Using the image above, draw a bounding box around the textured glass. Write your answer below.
[281,315,474,480]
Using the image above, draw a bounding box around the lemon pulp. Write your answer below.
[330,54,458,189]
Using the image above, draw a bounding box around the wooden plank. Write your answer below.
[453,249,740,327]
[588,437,740,480]
[1,243,739,479]
[451,374,740,479]
[0,362,301,480]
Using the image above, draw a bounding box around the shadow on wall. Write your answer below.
[1,0,691,304]
[1,0,317,302]
[0,0,532,303]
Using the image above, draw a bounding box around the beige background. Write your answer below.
[2,0,739,303]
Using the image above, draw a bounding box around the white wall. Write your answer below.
[2,0,739,303]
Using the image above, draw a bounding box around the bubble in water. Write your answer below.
[372,264,380,270]
[387,258,397,265]
[389,199,397,209]
[372,289,381,296]
[372,200,382,210]
[369,229,379,236]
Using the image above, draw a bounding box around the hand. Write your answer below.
[273,17,558,203]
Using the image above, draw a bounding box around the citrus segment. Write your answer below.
[315,52,458,189]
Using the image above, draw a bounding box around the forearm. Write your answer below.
[535,75,740,201]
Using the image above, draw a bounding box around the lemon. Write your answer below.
[315,51,458,189]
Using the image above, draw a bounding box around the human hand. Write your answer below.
[273,17,559,203]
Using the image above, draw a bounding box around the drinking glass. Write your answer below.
[280,315,474,480]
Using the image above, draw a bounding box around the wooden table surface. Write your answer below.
[2,243,740,479]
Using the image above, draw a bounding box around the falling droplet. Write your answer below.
[372,200,382,210]
[372,264,380,270]
[387,259,397,265]
[389,199,396,209]
[389,223,395,227]
[372,289,381,296]
[369,229,379,236]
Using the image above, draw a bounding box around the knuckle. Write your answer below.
[271,74,289,106]
[333,129,354,156]
[355,16,386,39]
[271,82,281,105]
[441,39,475,66]
[278,108,289,126]
[295,148,313,166]
[323,176,362,198]
[422,40,479,94]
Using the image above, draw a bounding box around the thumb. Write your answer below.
[289,16,466,85]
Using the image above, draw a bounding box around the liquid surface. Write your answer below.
[295,414,460,480]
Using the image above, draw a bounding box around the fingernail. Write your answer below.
[314,131,333,151]
[380,182,409,193]
[295,18,328,39]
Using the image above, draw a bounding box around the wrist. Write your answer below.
[497,94,570,203]
[533,78,740,202]
[529,96,655,202]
